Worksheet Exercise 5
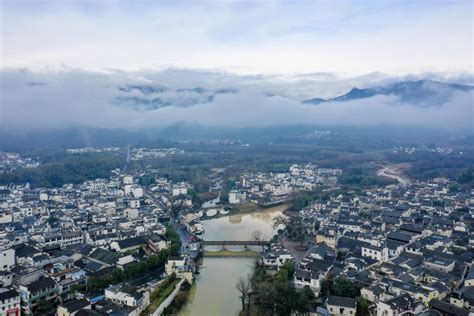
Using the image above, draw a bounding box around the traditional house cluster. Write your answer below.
[296,179,474,315]
[0,148,473,315]
[0,170,199,315]
[0,152,40,174]
[230,164,342,205]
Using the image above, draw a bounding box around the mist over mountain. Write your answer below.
[1,68,473,132]
[115,84,237,111]
[303,80,474,106]
[117,79,474,111]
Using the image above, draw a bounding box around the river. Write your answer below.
[180,206,285,316]
[376,165,410,185]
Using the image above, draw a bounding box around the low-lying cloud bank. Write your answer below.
[1,68,473,131]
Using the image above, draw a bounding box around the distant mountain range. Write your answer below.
[302,80,474,106]
[115,79,473,111]
[115,85,237,110]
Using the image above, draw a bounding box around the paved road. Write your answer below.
[172,220,192,255]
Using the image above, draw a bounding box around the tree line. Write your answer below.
[239,259,372,316]
[237,261,315,316]
[0,152,124,187]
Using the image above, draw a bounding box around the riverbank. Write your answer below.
[180,206,283,315]
[179,257,255,316]
[145,275,181,314]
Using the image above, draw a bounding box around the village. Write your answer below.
[0,153,472,316]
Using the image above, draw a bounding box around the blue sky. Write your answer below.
[1,0,473,75]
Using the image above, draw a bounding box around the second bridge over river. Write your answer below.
[201,240,271,251]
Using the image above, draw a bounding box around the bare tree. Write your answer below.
[272,215,289,230]
[273,214,306,245]
[252,256,262,272]
[252,230,264,252]
[252,230,262,241]
[236,276,251,313]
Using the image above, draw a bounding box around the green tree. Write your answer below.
[0,152,124,187]
[147,254,160,268]
[357,297,370,316]
[273,215,307,245]
[37,299,53,312]
[332,277,356,298]
[321,279,332,298]
[295,285,315,313]
[458,167,474,183]
[70,283,84,295]
[138,175,156,186]
[279,262,295,279]
[165,225,182,256]
[249,258,315,316]
[448,183,460,192]
[111,268,124,282]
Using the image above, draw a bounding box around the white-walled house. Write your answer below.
[123,176,134,185]
[0,246,14,271]
[228,190,241,204]
[326,295,357,316]
[172,186,188,197]
[165,256,194,284]
[294,269,323,296]
[376,294,423,316]
[0,289,20,316]
[361,245,389,263]
[423,256,455,273]
[262,245,294,270]
[105,283,149,315]
[124,208,139,219]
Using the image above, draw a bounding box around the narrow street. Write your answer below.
[143,187,193,254]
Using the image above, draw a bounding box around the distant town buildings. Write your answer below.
[0,152,40,173]
[228,164,342,205]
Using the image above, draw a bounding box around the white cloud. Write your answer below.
[0,68,472,131]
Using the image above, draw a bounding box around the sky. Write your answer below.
[1,0,473,75]
[0,1,473,131]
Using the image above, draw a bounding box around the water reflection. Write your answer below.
[202,207,284,241]
[180,257,253,316]
[180,206,285,315]
[228,214,242,224]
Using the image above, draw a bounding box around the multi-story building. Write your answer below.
[0,246,15,271]
[326,295,357,316]
[104,284,149,315]
[361,245,389,263]
[19,277,58,315]
[0,289,20,316]
[165,256,194,284]
[262,244,294,270]
[376,294,423,316]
